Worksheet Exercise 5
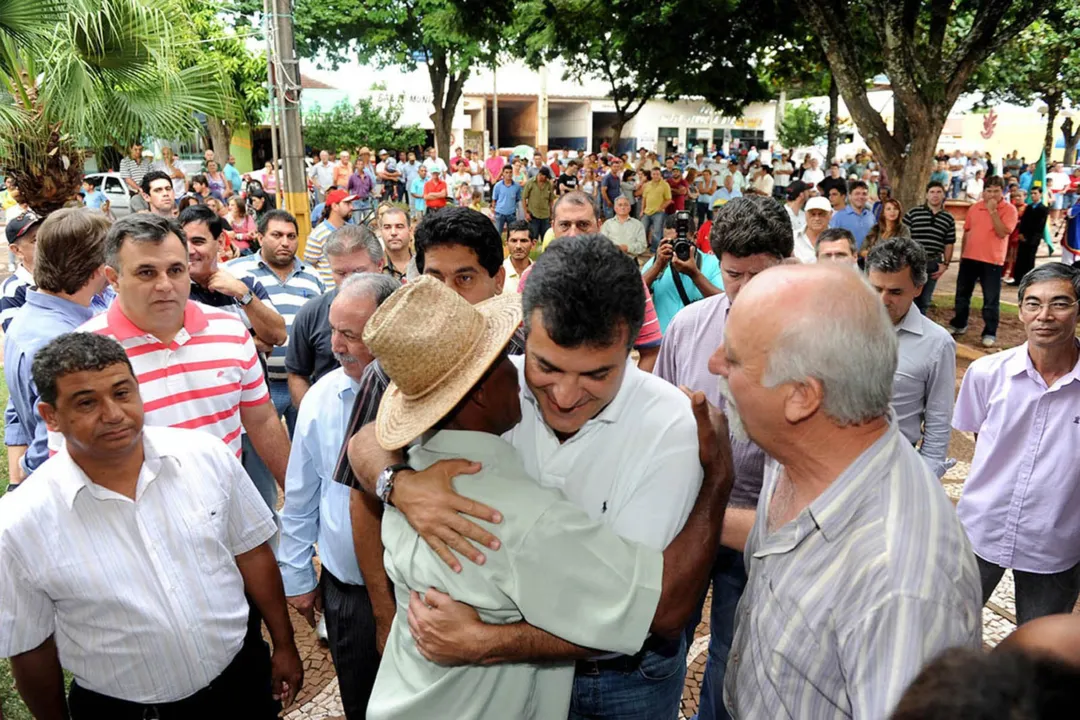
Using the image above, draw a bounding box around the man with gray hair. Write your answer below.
[865,237,955,478]
[714,263,981,719]
[286,224,385,408]
[278,272,400,719]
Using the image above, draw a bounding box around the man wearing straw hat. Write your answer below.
[363,277,732,720]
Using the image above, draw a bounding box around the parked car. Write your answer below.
[82,173,140,217]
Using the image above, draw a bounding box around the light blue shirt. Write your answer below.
[641,252,723,333]
[83,190,107,211]
[224,164,243,193]
[492,179,522,216]
[3,291,96,474]
[277,368,364,594]
[401,160,421,188]
[409,176,427,213]
[829,205,876,249]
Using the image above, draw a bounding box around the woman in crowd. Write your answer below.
[226,195,257,255]
[261,161,278,198]
[177,194,201,213]
[696,168,717,226]
[752,164,774,197]
[861,197,910,257]
[248,187,275,222]
[581,168,598,206]
[621,169,639,218]
[204,159,231,198]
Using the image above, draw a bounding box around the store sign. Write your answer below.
[365,90,435,107]
[658,105,763,128]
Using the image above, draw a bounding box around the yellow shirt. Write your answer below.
[641,180,672,216]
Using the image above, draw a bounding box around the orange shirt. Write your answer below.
[963,200,1019,266]
[332,161,352,188]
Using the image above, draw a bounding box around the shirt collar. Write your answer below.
[329,367,360,400]
[518,356,637,429]
[896,305,925,336]
[105,299,207,341]
[1005,341,1080,386]
[24,290,96,322]
[256,254,305,276]
[14,264,33,285]
[422,429,522,468]
[55,429,180,509]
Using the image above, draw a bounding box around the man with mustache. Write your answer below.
[653,195,792,720]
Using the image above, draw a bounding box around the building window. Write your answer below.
[658,127,679,157]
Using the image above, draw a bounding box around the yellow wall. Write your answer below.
[229,127,254,173]
[951,112,1066,164]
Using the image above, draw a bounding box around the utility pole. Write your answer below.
[266,0,311,249]
[537,65,549,156]
[492,64,499,151]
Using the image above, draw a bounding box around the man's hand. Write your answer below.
[930,263,948,280]
[270,644,304,707]
[286,590,321,628]
[392,459,502,573]
[207,268,249,299]
[524,211,532,221]
[985,197,999,213]
[655,240,674,270]
[407,589,487,666]
[671,246,700,277]
[681,387,734,482]
[254,337,274,354]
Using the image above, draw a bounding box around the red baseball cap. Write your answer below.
[326,189,358,206]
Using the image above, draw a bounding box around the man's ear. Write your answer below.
[492,266,506,295]
[783,377,823,425]
[38,401,61,433]
[105,265,119,290]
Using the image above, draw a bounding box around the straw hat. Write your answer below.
[364,276,523,450]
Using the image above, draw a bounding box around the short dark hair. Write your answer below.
[1017,262,1080,303]
[985,175,1006,189]
[178,203,223,239]
[191,173,208,189]
[926,180,945,191]
[507,219,532,237]
[816,227,857,253]
[538,166,552,178]
[140,171,173,196]
[257,208,298,236]
[827,184,848,197]
[848,180,869,193]
[105,214,187,271]
[34,208,111,294]
[32,333,134,407]
[891,647,1080,720]
[710,196,793,259]
[522,234,644,351]
[865,237,928,287]
[414,206,503,278]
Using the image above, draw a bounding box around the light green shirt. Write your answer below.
[600,215,649,256]
[368,430,663,720]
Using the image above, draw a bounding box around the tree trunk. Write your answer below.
[1061,116,1078,166]
[610,117,625,154]
[431,107,452,166]
[207,117,232,164]
[826,74,839,164]
[1043,93,1060,161]
[890,124,942,215]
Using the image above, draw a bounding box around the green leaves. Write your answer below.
[302,98,426,156]
[777,104,828,148]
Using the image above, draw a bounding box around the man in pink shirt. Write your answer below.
[953,262,1080,624]
[483,147,505,194]
[949,175,1019,347]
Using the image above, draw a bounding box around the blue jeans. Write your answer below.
[494,212,516,237]
[601,203,615,220]
[978,556,1080,626]
[642,212,665,252]
[683,546,747,720]
[240,380,296,512]
[570,636,687,720]
[914,260,940,314]
[528,217,550,242]
[950,176,963,199]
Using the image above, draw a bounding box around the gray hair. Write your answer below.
[105,213,187,271]
[337,272,400,306]
[711,195,793,259]
[553,190,600,221]
[762,273,898,425]
[865,237,928,287]
[325,224,384,264]
[1017,262,1080,303]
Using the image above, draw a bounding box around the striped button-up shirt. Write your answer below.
[0,426,277,703]
[303,219,340,290]
[0,265,33,332]
[227,254,325,381]
[725,426,981,719]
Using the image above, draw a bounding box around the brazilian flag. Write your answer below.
[1031,150,1055,255]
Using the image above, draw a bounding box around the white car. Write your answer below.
[82,173,140,217]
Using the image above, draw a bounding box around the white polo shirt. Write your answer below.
[0,426,277,703]
[504,355,702,552]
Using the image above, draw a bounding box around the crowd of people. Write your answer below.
[0,132,1078,720]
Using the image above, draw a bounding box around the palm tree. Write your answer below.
[0,0,230,213]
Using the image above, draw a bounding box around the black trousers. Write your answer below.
[951,258,1003,337]
[1013,238,1040,284]
[68,617,278,720]
[322,570,380,720]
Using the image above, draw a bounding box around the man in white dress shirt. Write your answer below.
[865,237,955,478]
[0,332,302,719]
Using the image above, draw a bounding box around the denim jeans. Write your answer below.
[240,380,296,512]
[528,217,551,242]
[977,556,1080,626]
[682,546,747,720]
[951,258,1003,337]
[950,176,963,199]
[494,212,516,237]
[569,635,687,720]
[642,212,665,252]
[914,260,939,314]
[601,203,615,220]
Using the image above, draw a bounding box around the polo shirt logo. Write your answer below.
[1074,416,1079,424]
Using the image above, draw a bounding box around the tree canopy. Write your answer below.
[778,104,827,149]
[303,98,426,156]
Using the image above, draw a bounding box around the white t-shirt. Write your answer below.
[965,177,984,201]
[1047,171,1070,192]
[774,161,794,187]
[802,168,824,186]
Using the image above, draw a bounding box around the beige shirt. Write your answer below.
[601,216,649,256]
[370,430,663,720]
[501,257,531,295]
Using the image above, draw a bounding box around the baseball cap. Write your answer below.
[378,149,389,156]
[785,180,809,200]
[806,197,832,213]
[5,210,43,245]
[325,189,359,205]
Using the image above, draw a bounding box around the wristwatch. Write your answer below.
[239,289,254,306]
[376,463,411,506]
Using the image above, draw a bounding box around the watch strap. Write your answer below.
[379,462,411,505]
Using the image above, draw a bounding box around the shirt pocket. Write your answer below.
[182,499,233,576]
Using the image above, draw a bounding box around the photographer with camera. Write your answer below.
[641,210,722,333]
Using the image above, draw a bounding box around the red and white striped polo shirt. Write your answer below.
[78,300,269,456]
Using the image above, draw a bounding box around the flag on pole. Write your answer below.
[1032,149,1055,255]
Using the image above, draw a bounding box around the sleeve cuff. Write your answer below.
[279,561,319,598]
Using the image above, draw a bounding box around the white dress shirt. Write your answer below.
[0,426,276,703]
[278,368,364,595]
[892,306,956,478]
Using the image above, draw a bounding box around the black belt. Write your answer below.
[574,635,681,677]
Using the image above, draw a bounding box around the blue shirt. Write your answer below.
[641,252,723,333]
[277,368,364,593]
[223,163,243,193]
[1019,171,1033,193]
[492,179,522,216]
[830,205,877,249]
[400,160,421,188]
[83,190,107,211]
[409,176,427,213]
[3,291,96,474]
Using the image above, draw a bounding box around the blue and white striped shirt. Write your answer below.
[725,426,981,720]
[0,265,33,332]
[226,254,324,381]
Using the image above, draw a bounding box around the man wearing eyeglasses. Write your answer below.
[119,141,153,194]
[953,262,1080,626]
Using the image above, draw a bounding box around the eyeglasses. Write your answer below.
[1020,299,1079,314]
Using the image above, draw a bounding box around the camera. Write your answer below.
[674,210,692,261]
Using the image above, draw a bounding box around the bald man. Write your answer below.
[711,264,981,720]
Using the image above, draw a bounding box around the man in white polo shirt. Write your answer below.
[0,332,302,718]
[78,214,291,500]
[344,235,715,720]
